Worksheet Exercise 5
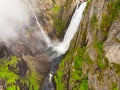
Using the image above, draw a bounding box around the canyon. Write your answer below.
[0,0,120,90]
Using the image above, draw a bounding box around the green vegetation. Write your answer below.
[55,47,90,90]
[70,47,89,90]
[100,0,120,36]
[91,14,98,28]
[54,71,65,90]
[27,69,39,90]
[111,63,120,75]
[115,38,120,43]
[50,3,65,37]
[94,41,109,69]
[54,42,111,89]
[84,0,92,14]
[79,79,88,90]
[112,83,118,90]
[0,56,19,90]
[53,19,66,37]
[52,6,60,12]
[0,56,39,90]
[51,4,65,37]
[64,0,73,10]
[54,49,73,90]
[54,0,120,89]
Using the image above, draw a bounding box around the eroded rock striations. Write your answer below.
[55,0,120,90]
[0,0,120,90]
[35,0,81,38]
[0,0,79,89]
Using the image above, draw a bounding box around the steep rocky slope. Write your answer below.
[0,0,120,90]
[35,0,80,38]
[55,0,120,90]
[0,0,79,90]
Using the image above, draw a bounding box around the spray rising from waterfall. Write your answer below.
[0,0,30,45]
[24,0,51,46]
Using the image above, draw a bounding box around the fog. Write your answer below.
[0,0,30,44]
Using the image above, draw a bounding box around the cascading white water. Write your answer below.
[53,2,87,55]
[43,2,87,90]
[25,0,86,56]
[24,0,51,46]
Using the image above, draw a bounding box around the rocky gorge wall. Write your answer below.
[0,0,80,90]
[35,0,80,39]
[54,0,120,90]
[0,0,120,90]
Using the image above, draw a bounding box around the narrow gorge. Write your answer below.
[0,0,120,90]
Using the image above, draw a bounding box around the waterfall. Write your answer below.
[43,2,87,90]
[52,2,87,55]
[24,0,51,46]
[25,0,86,55]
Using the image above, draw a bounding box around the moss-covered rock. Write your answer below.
[54,0,120,90]
[0,56,42,90]
[54,47,92,90]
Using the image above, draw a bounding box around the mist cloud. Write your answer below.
[0,0,30,43]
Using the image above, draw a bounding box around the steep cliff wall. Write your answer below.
[0,0,120,90]
[55,0,120,90]
[0,0,80,89]
[36,0,80,38]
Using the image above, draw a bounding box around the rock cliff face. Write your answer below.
[0,0,79,89]
[0,0,120,90]
[35,0,80,38]
[55,0,120,90]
